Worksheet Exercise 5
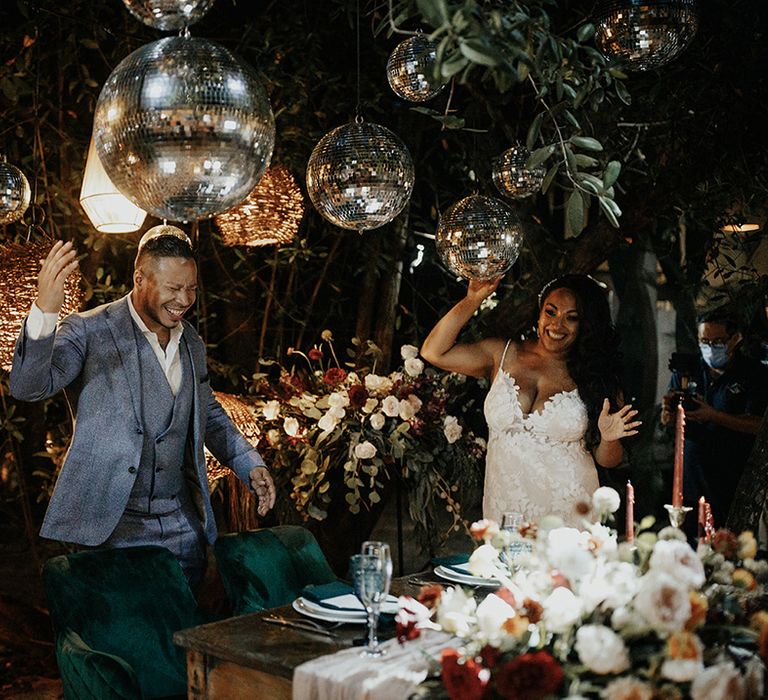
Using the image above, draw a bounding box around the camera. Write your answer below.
[667,352,700,411]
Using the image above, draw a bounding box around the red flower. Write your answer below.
[521,598,543,624]
[494,651,564,700]
[395,615,420,644]
[323,367,347,386]
[494,588,517,609]
[308,348,323,361]
[440,649,489,700]
[347,384,369,408]
[479,644,501,670]
[417,584,444,609]
[712,529,739,559]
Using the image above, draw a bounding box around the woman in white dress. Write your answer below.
[421,274,640,526]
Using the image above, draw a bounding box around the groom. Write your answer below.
[10,230,275,585]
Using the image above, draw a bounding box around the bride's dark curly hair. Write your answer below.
[538,274,623,453]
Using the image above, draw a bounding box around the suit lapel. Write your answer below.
[104,296,142,427]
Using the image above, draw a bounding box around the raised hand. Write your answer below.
[598,399,642,442]
[249,466,276,517]
[466,275,503,305]
[37,241,79,314]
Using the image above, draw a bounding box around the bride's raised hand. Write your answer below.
[466,276,503,305]
[598,399,642,442]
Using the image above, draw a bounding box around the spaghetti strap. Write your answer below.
[496,339,512,378]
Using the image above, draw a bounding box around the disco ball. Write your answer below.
[492,145,545,200]
[122,0,215,31]
[306,121,414,231]
[595,0,698,71]
[386,34,446,102]
[93,36,275,223]
[436,195,523,280]
[0,160,31,225]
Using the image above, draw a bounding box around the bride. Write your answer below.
[421,274,640,526]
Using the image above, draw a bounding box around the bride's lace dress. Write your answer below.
[482,343,598,527]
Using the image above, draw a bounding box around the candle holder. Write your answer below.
[664,504,693,529]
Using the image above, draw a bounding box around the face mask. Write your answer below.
[699,343,729,369]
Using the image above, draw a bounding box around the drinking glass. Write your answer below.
[351,541,392,657]
[500,511,529,567]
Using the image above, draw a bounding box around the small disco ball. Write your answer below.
[595,0,698,71]
[306,121,414,231]
[122,0,215,31]
[386,34,446,102]
[492,145,545,200]
[436,195,523,280]
[138,224,191,250]
[0,160,31,225]
[94,36,275,223]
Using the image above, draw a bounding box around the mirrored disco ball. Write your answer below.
[492,145,545,199]
[0,160,31,225]
[595,0,698,71]
[122,0,215,31]
[436,195,523,280]
[386,34,446,102]
[94,36,275,223]
[306,121,414,231]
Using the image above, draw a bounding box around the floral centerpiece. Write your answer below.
[397,488,767,699]
[248,334,485,547]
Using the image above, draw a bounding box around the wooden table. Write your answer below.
[174,579,421,699]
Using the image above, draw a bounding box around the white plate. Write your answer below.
[434,565,500,588]
[293,597,366,624]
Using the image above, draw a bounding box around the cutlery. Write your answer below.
[263,616,338,638]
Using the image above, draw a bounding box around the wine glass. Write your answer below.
[352,541,392,657]
[500,511,527,568]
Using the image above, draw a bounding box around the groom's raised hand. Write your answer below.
[37,240,79,314]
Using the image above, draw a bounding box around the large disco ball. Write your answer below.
[436,195,523,280]
[595,0,698,71]
[492,145,545,200]
[122,0,215,31]
[94,36,275,223]
[0,160,31,225]
[306,121,414,231]
[386,34,446,102]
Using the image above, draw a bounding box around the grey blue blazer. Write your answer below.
[9,295,265,546]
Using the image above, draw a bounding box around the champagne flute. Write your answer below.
[350,553,389,657]
[500,511,527,568]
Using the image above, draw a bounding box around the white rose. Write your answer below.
[346,372,359,384]
[382,396,400,417]
[592,486,621,515]
[262,400,280,421]
[660,633,704,682]
[317,412,339,432]
[369,412,386,430]
[328,405,346,420]
[547,528,595,584]
[266,428,281,446]
[406,394,423,412]
[578,561,639,613]
[468,543,503,579]
[575,624,630,675]
[690,662,746,700]
[475,593,516,644]
[634,571,691,633]
[543,587,583,633]
[328,392,349,408]
[404,357,424,377]
[436,587,477,637]
[648,539,705,589]
[364,374,392,395]
[587,522,618,557]
[354,441,377,459]
[400,344,419,360]
[600,677,653,700]
[610,605,648,634]
[283,417,299,437]
[398,399,416,421]
[362,398,378,414]
[443,415,463,444]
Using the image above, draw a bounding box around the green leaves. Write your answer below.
[569,135,604,152]
[566,189,586,237]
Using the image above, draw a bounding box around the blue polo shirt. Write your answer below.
[670,353,768,528]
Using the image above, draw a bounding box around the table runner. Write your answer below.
[292,629,453,700]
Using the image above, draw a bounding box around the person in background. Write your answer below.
[662,308,768,533]
[10,231,275,587]
[421,273,640,527]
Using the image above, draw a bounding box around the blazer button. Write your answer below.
[128,467,137,474]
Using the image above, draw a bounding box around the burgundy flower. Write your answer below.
[494,651,564,700]
[308,348,323,361]
[417,584,444,609]
[408,417,424,437]
[521,597,543,624]
[323,367,347,386]
[479,644,501,670]
[712,529,739,559]
[440,649,489,700]
[395,616,420,644]
[347,384,369,408]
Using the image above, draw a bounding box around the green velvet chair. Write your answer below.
[214,525,338,615]
[42,545,207,700]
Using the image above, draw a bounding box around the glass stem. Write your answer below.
[367,606,379,651]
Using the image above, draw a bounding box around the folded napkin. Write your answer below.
[301,582,397,614]
[431,553,470,567]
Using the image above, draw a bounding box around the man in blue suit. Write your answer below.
[10,230,275,586]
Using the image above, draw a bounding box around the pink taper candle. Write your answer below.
[626,480,635,545]
[672,404,685,508]
[698,496,706,543]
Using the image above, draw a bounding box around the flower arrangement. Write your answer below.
[397,488,768,699]
[248,333,485,547]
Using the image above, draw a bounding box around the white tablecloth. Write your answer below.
[292,629,453,700]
